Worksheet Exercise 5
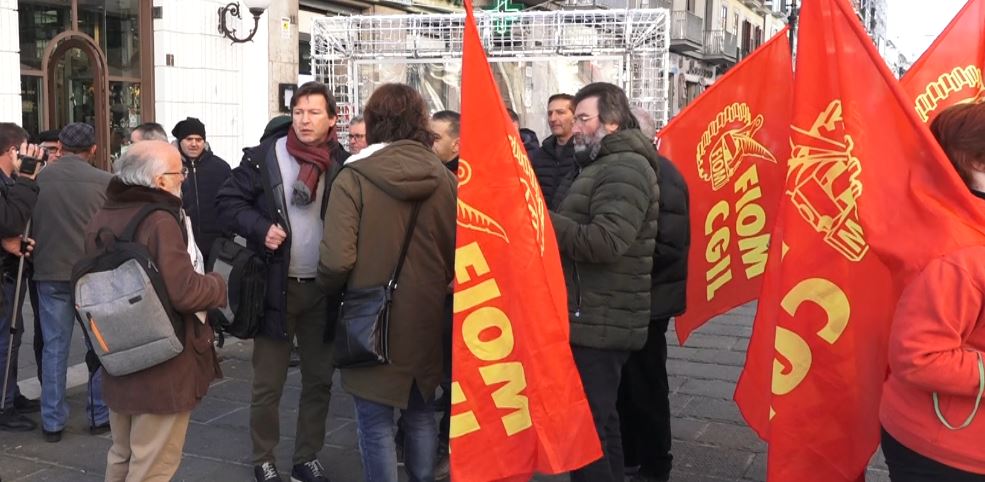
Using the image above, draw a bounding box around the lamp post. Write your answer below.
[217,0,272,44]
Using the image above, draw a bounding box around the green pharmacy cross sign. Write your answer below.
[487,0,523,35]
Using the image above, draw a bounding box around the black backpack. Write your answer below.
[206,237,267,340]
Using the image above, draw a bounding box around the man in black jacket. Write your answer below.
[216,82,348,482]
[532,93,577,209]
[172,117,230,259]
[618,108,690,482]
[0,123,44,432]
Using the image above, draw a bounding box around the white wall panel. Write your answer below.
[0,0,21,123]
[153,0,269,165]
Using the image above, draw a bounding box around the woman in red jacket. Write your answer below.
[879,102,985,482]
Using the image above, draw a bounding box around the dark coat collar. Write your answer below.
[103,177,182,213]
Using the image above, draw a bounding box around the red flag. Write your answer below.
[658,30,792,344]
[451,2,602,480]
[734,0,985,480]
[901,0,985,123]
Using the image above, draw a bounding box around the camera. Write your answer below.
[18,149,48,176]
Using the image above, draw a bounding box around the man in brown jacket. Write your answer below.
[85,140,227,482]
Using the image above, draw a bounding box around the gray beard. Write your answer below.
[573,129,606,163]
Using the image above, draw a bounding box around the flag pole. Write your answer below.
[787,0,800,55]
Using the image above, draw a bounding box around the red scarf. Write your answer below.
[286,127,338,206]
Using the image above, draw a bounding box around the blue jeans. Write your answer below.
[38,281,108,431]
[354,385,437,482]
[0,275,24,407]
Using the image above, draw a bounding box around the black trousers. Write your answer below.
[570,345,630,482]
[618,317,673,479]
[882,428,985,482]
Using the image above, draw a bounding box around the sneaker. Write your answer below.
[89,422,111,435]
[254,462,281,482]
[434,452,450,480]
[13,394,40,413]
[0,408,36,432]
[42,429,62,443]
[291,459,329,482]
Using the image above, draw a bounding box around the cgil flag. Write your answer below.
[450,1,602,480]
[658,29,792,344]
[734,0,985,480]
[901,0,985,123]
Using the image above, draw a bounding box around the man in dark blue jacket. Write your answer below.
[172,117,230,259]
[618,108,691,482]
[216,82,349,482]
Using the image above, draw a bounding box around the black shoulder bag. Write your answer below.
[334,203,421,369]
[206,237,267,340]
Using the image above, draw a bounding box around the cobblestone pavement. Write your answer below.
[1,303,890,481]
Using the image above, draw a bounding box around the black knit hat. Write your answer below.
[172,117,206,140]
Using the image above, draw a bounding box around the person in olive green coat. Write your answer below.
[549,82,660,482]
[318,84,456,482]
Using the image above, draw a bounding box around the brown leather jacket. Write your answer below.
[84,178,227,415]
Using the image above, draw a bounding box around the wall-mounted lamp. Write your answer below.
[217,0,272,44]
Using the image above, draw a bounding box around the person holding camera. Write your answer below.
[31,123,113,442]
[0,122,44,432]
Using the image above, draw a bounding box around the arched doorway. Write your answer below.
[43,33,110,170]
[19,0,153,171]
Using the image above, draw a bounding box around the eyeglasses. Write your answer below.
[161,167,188,178]
[348,133,366,140]
[574,114,599,125]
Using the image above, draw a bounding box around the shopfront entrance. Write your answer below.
[19,0,154,169]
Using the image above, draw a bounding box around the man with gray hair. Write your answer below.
[32,122,113,442]
[550,82,661,482]
[347,115,368,155]
[618,107,690,482]
[129,122,169,144]
[86,140,226,481]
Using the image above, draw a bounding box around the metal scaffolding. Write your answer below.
[312,9,670,146]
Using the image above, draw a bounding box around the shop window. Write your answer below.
[51,47,97,129]
[109,81,141,162]
[79,0,141,77]
[21,76,43,139]
[18,2,71,70]
[300,33,312,76]
[19,0,150,170]
[106,0,141,78]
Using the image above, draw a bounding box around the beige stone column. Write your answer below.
[268,0,300,118]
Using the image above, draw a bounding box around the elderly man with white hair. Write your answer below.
[86,140,227,482]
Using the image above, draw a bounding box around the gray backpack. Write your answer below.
[72,204,185,377]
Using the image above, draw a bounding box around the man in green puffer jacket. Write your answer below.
[549,82,660,482]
